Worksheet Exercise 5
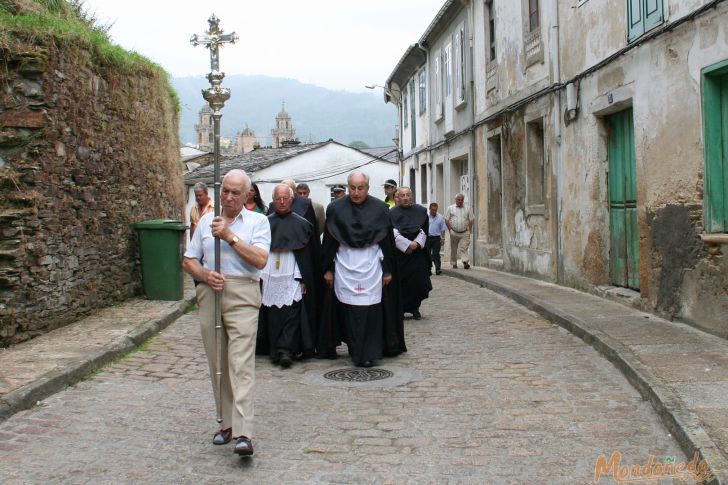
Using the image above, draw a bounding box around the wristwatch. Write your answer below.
[229,235,239,246]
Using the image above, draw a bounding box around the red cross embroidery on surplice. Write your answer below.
[355,283,366,293]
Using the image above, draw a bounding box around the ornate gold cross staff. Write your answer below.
[190,14,238,426]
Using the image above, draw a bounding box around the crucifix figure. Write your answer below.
[190,14,239,74]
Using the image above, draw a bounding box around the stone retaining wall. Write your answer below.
[0,35,183,345]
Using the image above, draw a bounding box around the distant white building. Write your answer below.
[183,140,399,225]
[180,145,211,173]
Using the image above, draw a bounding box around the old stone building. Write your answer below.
[385,0,728,336]
[235,124,258,154]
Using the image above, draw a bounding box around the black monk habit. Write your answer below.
[257,211,322,359]
[319,195,406,363]
[390,203,432,314]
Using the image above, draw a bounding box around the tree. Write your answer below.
[348,140,370,150]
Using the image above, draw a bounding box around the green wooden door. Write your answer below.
[713,76,728,231]
[608,109,640,290]
[701,61,728,233]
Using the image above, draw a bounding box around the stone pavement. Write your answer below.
[0,276,697,484]
[0,281,196,422]
[444,266,728,484]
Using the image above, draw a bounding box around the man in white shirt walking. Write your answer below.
[183,169,271,457]
[444,193,474,269]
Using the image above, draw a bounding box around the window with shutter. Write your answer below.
[528,0,539,32]
[410,80,416,149]
[456,26,466,104]
[487,1,496,62]
[444,44,452,99]
[418,69,427,115]
[434,51,442,121]
[454,32,462,103]
[403,88,408,129]
[627,0,663,42]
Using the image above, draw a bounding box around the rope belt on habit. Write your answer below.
[451,229,468,233]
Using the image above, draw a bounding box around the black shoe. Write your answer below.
[278,351,293,369]
[234,436,254,456]
[212,428,232,445]
[356,360,373,368]
[436,269,442,275]
[463,262,470,269]
[412,310,421,320]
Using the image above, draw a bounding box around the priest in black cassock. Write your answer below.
[390,187,432,320]
[319,171,406,367]
[257,184,321,368]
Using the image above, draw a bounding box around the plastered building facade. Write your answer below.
[385,0,728,336]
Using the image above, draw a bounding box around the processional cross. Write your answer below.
[190,14,238,426]
[190,15,239,112]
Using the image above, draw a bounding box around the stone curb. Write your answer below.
[444,268,727,485]
[0,294,196,424]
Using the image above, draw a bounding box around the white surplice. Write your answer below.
[334,244,383,306]
[260,250,303,308]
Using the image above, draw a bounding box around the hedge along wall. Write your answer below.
[0,0,183,346]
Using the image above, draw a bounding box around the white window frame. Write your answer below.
[402,88,409,129]
[434,49,443,121]
[418,69,427,115]
[444,43,452,99]
[486,0,496,63]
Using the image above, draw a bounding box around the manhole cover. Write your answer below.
[323,368,394,382]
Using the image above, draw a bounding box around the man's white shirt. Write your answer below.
[184,209,271,280]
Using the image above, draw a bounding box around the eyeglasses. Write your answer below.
[274,196,292,202]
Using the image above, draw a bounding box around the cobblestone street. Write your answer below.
[0,276,685,484]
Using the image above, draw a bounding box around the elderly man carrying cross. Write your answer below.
[183,169,271,457]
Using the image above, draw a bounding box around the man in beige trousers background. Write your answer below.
[444,193,473,269]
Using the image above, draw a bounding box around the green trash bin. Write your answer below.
[132,219,188,301]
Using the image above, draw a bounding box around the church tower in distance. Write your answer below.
[271,102,298,148]
[236,124,258,154]
[194,105,214,152]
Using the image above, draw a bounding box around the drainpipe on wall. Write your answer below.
[468,0,478,266]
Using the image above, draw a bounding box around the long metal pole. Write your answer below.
[212,112,222,425]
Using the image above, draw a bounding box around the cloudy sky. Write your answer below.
[81,0,445,92]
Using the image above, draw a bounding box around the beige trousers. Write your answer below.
[197,277,261,438]
[449,230,471,264]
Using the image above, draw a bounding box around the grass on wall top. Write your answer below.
[0,0,179,109]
